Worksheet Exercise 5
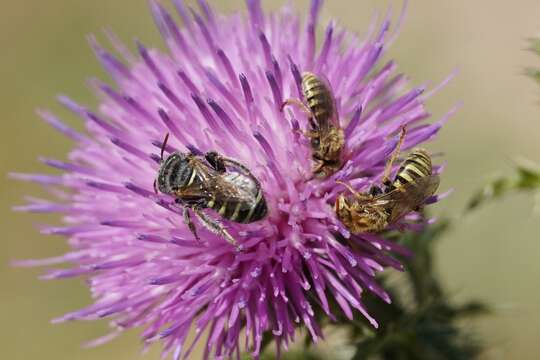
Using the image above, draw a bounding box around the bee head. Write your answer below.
[310,136,321,150]
[156,152,192,195]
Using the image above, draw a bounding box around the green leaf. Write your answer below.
[465,161,540,212]
[527,36,540,85]
[525,68,540,84]
[529,36,540,56]
[515,163,540,189]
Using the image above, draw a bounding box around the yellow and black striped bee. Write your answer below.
[155,134,267,249]
[282,72,344,178]
[335,128,439,234]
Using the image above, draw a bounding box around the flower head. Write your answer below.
[14,0,454,358]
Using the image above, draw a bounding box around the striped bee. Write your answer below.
[282,72,344,178]
[154,134,267,249]
[335,128,439,234]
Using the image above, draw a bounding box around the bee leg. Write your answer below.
[307,159,328,180]
[280,98,313,117]
[204,151,226,173]
[193,208,242,251]
[336,180,372,201]
[220,157,253,177]
[336,180,360,196]
[302,157,324,181]
[308,118,318,130]
[312,159,324,174]
[335,194,350,211]
[382,126,407,185]
[182,207,201,243]
[183,207,201,242]
[294,128,313,138]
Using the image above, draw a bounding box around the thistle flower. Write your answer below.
[13,0,455,358]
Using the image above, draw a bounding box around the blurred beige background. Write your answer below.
[2,1,540,359]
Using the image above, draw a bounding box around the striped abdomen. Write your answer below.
[302,72,335,124]
[392,148,432,189]
[208,190,267,224]
[207,172,267,224]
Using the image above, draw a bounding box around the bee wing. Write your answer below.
[174,182,211,202]
[373,175,440,223]
[206,174,258,210]
[317,73,340,129]
[189,156,216,180]
[174,156,216,201]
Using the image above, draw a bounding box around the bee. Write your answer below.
[154,134,268,249]
[335,128,439,234]
[281,72,345,178]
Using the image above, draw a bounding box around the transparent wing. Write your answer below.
[173,158,215,201]
[174,184,210,202]
[205,173,258,210]
[373,175,440,223]
[316,72,340,129]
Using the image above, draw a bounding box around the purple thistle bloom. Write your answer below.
[13,0,455,358]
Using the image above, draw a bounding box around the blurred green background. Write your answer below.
[2,1,540,359]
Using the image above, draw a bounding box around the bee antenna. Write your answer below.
[153,179,158,194]
[160,133,170,161]
[382,126,407,184]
